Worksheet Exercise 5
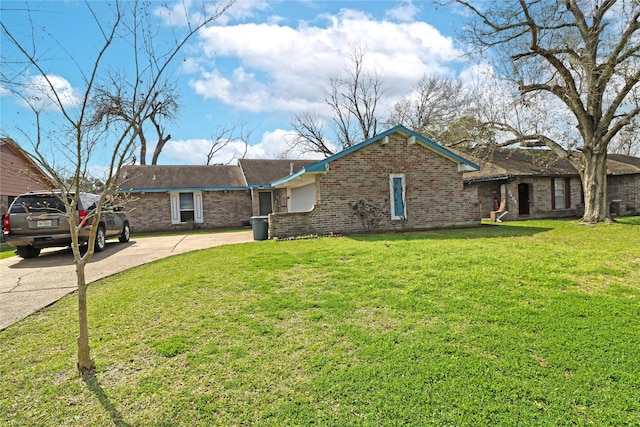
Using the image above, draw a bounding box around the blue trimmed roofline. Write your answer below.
[271,125,480,187]
[117,186,248,193]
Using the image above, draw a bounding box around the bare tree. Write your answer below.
[206,123,252,165]
[609,118,639,156]
[289,110,335,157]
[291,46,386,156]
[451,0,640,224]
[0,0,234,372]
[387,75,471,142]
[91,70,180,166]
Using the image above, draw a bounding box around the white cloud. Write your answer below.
[187,8,464,115]
[154,0,271,27]
[385,0,419,22]
[19,75,80,112]
[160,129,327,165]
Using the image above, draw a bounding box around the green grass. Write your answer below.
[0,241,15,259]
[1,219,639,426]
[132,227,250,238]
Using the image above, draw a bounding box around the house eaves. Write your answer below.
[463,175,511,184]
[118,186,248,193]
[270,125,480,188]
[463,172,580,184]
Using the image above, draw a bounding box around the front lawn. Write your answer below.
[1,219,639,425]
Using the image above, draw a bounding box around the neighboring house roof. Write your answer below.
[271,125,480,188]
[238,159,318,186]
[607,153,640,175]
[1,138,56,192]
[118,164,247,192]
[458,148,640,182]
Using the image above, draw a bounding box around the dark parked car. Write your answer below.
[3,192,130,258]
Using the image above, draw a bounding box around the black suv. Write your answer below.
[3,192,130,258]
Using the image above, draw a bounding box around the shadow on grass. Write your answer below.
[347,224,553,242]
[616,216,640,226]
[82,371,131,427]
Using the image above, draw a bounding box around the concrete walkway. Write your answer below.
[0,230,254,331]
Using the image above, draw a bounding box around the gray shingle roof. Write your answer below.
[238,159,318,185]
[607,154,640,174]
[118,165,246,190]
[456,148,640,182]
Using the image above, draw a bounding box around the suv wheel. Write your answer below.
[95,226,106,252]
[16,245,41,259]
[119,222,130,243]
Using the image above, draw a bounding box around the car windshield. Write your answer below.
[10,195,68,214]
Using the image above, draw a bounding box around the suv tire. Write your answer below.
[16,245,41,259]
[119,222,130,243]
[95,226,106,252]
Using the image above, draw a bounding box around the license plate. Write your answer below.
[37,220,52,227]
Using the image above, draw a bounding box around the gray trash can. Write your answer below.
[250,216,269,240]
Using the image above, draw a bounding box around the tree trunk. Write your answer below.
[580,150,610,224]
[139,136,147,165]
[76,264,94,373]
[151,134,171,165]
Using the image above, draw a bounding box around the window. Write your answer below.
[389,174,406,220]
[179,193,195,222]
[552,178,571,210]
[170,191,203,224]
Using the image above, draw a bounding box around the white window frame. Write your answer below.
[552,178,570,210]
[170,191,203,225]
[389,174,407,220]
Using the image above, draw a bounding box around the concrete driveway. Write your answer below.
[0,230,254,331]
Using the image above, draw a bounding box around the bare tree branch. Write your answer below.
[290,46,386,155]
[206,123,253,165]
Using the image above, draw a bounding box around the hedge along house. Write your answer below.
[458,148,640,221]
[266,125,482,239]
[118,165,252,232]
[238,159,317,216]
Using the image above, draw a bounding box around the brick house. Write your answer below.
[267,125,481,238]
[458,148,640,221]
[1,138,55,215]
[118,126,482,236]
[118,164,252,232]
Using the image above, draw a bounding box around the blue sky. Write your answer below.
[1,0,477,168]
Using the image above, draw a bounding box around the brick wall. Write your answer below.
[468,173,640,221]
[123,190,252,232]
[270,132,481,239]
[492,176,584,221]
[469,181,503,218]
[608,174,640,216]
